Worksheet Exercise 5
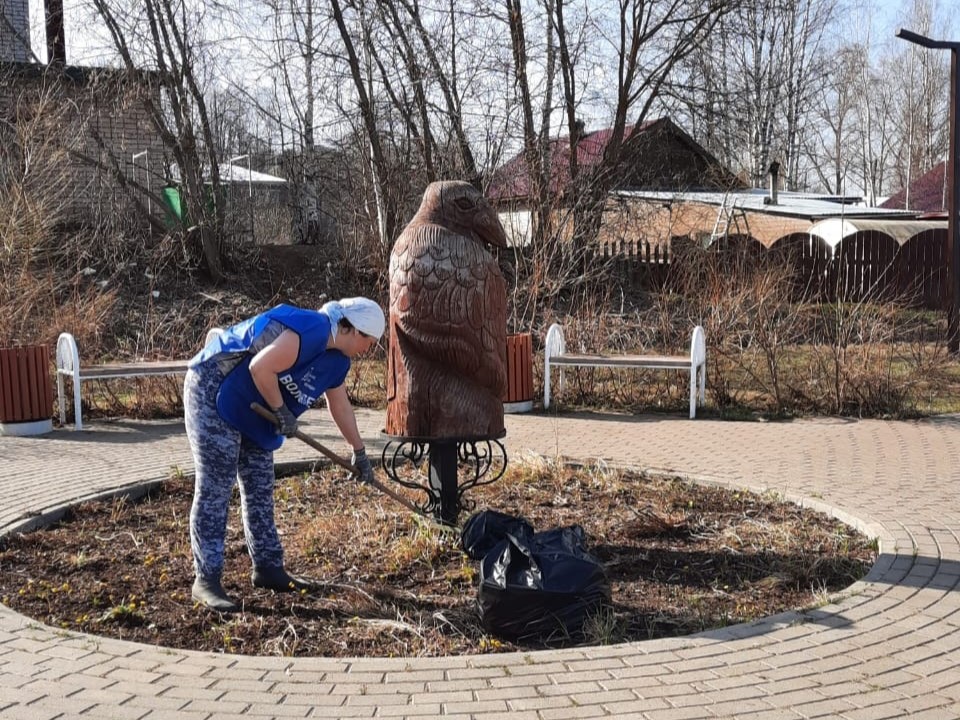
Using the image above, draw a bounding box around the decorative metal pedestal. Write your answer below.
[380,431,507,526]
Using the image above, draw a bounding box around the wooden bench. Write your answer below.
[55,329,221,430]
[543,324,707,418]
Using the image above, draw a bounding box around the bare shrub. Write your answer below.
[541,238,942,419]
[795,299,920,417]
[665,241,803,413]
[1,68,241,423]
[0,70,119,350]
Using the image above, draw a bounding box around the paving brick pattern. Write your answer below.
[2,409,960,719]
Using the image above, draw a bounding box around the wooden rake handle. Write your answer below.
[251,401,357,473]
[249,402,426,519]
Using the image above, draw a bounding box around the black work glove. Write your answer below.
[351,447,375,484]
[272,404,298,437]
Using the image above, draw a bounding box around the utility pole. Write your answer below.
[897,29,960,354]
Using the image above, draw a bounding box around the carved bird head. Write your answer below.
[417,180,507,249]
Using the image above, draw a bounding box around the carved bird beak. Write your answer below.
[477,206,508,249]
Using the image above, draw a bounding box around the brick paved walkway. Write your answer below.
[2,409,960,719]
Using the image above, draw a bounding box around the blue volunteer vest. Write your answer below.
[191,305,350,450]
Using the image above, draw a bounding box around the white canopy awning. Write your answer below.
[807,217,946,249]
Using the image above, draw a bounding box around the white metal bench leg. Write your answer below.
[55,333,84,430]
[544,323,566,410]
[690,325,706,418]
[689,369,697,419]
[57,373,66,426]
[74,378,83,431]
[544,359,552,409]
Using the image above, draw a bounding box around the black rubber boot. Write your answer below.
[252,566,311,592]
[192,576,240,613]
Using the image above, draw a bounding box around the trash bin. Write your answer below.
[504,332,533,413]
[0,345,53,436]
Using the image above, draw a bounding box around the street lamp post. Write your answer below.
[897,28,960,354]
[228,154,254,243]
[132,150,151,218]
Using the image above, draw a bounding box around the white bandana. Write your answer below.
[321,297,385,339]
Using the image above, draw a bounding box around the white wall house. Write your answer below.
[497,209,533,248]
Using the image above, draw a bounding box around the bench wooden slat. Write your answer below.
[550,354,688,369]
[74,361,190,379]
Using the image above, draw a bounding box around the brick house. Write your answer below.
[1,61,166,227]
[609,187,917,250]
[1,0,165,228]
[0,0,31,62]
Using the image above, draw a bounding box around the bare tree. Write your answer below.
[805,45,861,194]
[563,0,731,250]
[239,0,328,244]
[675,0,836,191]
[327,0,406,253]
[504,0,558,253]
[851,44,898,205]
[886,0,949,205]
[380,0,484,185]
[91,0,229,280]
[779,0,835,189]
[676,21,738,173]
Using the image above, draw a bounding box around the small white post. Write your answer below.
[132,150,151,218]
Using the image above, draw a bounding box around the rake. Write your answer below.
[250,401,448,527]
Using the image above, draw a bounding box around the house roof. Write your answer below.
[1,60,103,84]
[0,59,159,86]
[487,117,737,204]
[168,163,287,185]
[615,189,918,221]
[220,163,286,185]
[598,189,922,248]
[881,161,948,212]
[487,120,648,203]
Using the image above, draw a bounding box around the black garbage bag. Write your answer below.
[461,509,534,560]
[478,524,611,640]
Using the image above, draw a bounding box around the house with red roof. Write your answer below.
[881,161,948,216]
[487,117,743,208]
[487,116,929,253]
[485,117,947,307]
[486,117,747,247]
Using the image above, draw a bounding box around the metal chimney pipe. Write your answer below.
[572,118,585,143]
[768,161,780,205]
[45,0,66,64]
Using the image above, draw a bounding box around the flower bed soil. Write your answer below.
[0,461,875,657]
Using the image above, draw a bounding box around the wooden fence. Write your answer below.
[592,231,949,309]
[598,239,673,289]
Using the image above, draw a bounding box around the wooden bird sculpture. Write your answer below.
[386,181,508,439]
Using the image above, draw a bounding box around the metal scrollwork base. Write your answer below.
[380,435,507,526]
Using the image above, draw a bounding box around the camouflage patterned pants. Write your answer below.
[183,363,284,579]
